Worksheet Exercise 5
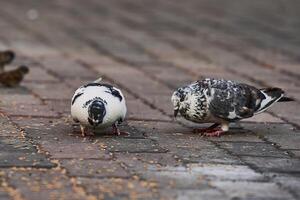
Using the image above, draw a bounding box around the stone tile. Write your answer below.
[270,102,300,127]
[130,153,179,166]
[242,112,284,123]
[0,87,29,95]
[43,142,110,159]
[0,93,40,106]
[173,146,242,165]
[1,104,59,117]
[242,157,300,173]
[140,165,210,189]
[267,173,300,198]
[60,159,129,178]
[0,150,54,168]
[103,138,168,153]
[24,67,59,82]
[24,82,74,100]
[141,164,263,190]
[10,41,59,57]
[88,33,154,64]
[0,117,21,137]
[138,64,193,89]
[126,121,241,164]
[71,54,119,66]
[291,150,300,158]
[159,189,228,200]
[4,169,87,200]
[211,181,294,200]
[44,100,70,115]
[63,77,98,92]
[242,123,300,150]
[0,189,11,200]
[126,98,171,121]
[11,117,111,159]
[76,177,157,199]
[0,135,54,168]
[147,94,174,116]
[127,121,191,136]
[218,141,290,158]
[113,152,153,174]
[92,64,172,95]
[39,56,96,78]
[186,163,264,181]
[11,117,76,141]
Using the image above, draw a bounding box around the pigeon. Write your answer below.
[71,78,127,137]
[0,65,29,87]
[0,50,15,72]
[171,78,294,137]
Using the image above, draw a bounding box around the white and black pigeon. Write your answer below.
[171,78,294,137]
[71,78,127,137]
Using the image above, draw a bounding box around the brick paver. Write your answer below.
[0,0,299,199]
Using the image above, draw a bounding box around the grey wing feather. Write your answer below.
[207,80,259,121]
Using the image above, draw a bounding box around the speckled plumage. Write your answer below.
[71,78,127,136]
[171,78,293,136]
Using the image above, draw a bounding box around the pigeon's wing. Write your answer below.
[205,79,260,121]
[254,88,284,114]
[71,89,84,105]
[82,82,124,102]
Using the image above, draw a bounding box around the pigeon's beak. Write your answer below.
[174,109,179,118]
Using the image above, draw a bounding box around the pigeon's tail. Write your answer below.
[278,96,294,102]
[93,77,102,83]
[255,88,285,114]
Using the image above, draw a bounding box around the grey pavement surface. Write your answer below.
[0,0,299,199]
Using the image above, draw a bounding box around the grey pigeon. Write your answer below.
[171,78,294,136]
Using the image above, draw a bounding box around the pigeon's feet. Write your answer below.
[194,127,215,133]
[80,125,86,137]
[193,123,220,133]
[201,128,225,137]
[112,124,129,136]
[79,125,95,137]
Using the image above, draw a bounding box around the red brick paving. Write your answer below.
[0,0,299,199]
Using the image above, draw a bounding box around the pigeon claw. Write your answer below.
[201,130,225,137]
[193,123,220,134]
[80,125,86,137]
[112,124,129,136]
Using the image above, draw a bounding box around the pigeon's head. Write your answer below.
[171,89,186,118]
[18,65,29,74]
[88,99,106,127]
[0,50,15,64]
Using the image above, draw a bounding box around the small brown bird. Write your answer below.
[0,50,15,72]
[0,65,29,87]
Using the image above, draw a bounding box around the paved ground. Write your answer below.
[0,0,299,199]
